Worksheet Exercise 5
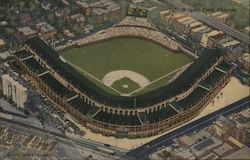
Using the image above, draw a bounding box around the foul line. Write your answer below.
[65,60,124,95]
[65,59,192,97]
[128,63,192,95]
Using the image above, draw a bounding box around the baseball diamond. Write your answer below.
[13,16,234,138]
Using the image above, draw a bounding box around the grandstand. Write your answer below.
[12,17,234,138]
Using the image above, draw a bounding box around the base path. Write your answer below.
[102,70,150,88]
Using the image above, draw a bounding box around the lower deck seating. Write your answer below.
[174,87,208,111]
[217,61,232,72]
[93,111,141,125]
[144,105,178,123]
[201,69,225,88]
[23,57,46,74]
[40,73,76,99]
[69,97,93,115]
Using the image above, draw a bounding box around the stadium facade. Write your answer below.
[12,17,233,138]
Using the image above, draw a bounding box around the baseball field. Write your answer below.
[61,37,192,96]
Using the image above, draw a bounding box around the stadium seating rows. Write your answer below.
[202,69,225,88]
[144,105,178,123]
[174,87,208,111]
[23,57,47,74]
[93,110,141,125]
[40,73,76,99]
[69,97,94,115]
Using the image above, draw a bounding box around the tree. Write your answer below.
[4,27,15,36]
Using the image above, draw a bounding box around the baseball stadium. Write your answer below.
[12,15,233,138]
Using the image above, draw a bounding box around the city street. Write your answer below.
[126,96,250,160]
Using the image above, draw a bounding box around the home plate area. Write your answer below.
[102,70,150,95]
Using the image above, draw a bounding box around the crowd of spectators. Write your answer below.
[77,25,179,50]
[56,17,180,51]
[114,16,157,30]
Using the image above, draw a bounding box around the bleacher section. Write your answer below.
[23,57,47,74]
[93,111,141,125]
[40,73,76,99]
[144,106,178,123]
[173,87,208,111]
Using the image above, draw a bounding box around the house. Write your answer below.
[241,53,250,72]
[68,13,86,27]
[160,10,171,19]
[0,21,8,27]
[226,46,244,60]
[36,22,57,40]
[173,16,196,34]
[91,2,121,24]
[0,39,7,52]
[209,116,235,137]
[223,147,250,160]
[211,12,229,23]
[216,36,234,49]
[200,30,223,47]
[168,12,187,24]
[19,12,32,25]
[195,27,212,42]
[76,1,92,16]
[220,40,241,50]
[207,33,228,48]
[55,7,71,18]
[190,25,207,40]
[244,26,250,34]
[76,0,121,24]
[17,27,38,42]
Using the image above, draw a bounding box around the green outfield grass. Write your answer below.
[61,37,192,95]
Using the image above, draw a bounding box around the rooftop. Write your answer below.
[178,130,211,147]
[36,22,56,33]
[175,149,195,160]
[223,147,250,160]
[191,25,207,32]
[18,27,37,36]
[191,136,223,157]
[222,40,240,48]
[213,143,234,156]
[0,39,6,46]
[242,53,250,63]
